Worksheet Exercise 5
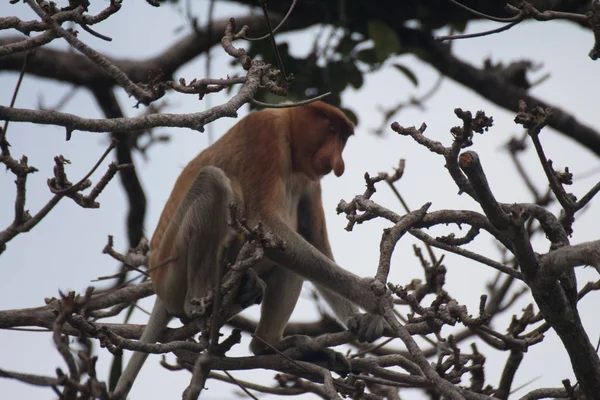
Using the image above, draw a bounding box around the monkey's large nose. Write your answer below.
[333,157,345,177]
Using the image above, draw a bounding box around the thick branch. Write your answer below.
[0,57,266,134]
[397,27,600,156]
[0,15,285,87]
[540,240,600,279]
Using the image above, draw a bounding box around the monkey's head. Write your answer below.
[290,101,354,181]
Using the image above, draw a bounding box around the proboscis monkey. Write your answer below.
[114,101,389,397]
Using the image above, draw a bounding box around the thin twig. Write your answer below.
[258,0,289,81]
[447,0,522,22]
[436,19,522,42]
[250,92,331,108]
[244,0,297,41]
[222,370,260,400]
[1,51,31,155]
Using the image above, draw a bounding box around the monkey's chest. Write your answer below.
[281,197,300,231]
[280,176,307,231]
[251,188,303,278]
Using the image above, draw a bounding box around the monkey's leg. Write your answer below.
[249,270,351,373]
[249,267,303,354]
[168,166,263,320]
[166,166,237,319]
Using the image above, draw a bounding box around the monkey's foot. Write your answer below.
[280,335,352,376]
[347,313,390,343]
[294,348,351,376]
[186,295,211,319]
[236,268,266,308]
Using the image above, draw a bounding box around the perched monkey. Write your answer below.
[115,101,389,397]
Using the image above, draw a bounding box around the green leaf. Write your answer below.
[328,62,349,92]
[346,64,364,89]
[392,63,419,87]
[341,108,359,126]
[367,19,400,62]
[356,48,379,65]
[336,34,359,55]
[451,20,468,34]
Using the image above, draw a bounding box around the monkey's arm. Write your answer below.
[297,188,360,323]
[295,187,390,343]
[265,183,385,315]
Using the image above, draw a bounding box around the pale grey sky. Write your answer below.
[1,2,599,399]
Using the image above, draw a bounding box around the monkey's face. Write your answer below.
[290,103,354,181]
[292,127,348,181]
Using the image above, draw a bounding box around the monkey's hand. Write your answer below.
[347,313,390,343]
[235,269,266,309]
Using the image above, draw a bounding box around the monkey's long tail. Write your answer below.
[113,299,171,398]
